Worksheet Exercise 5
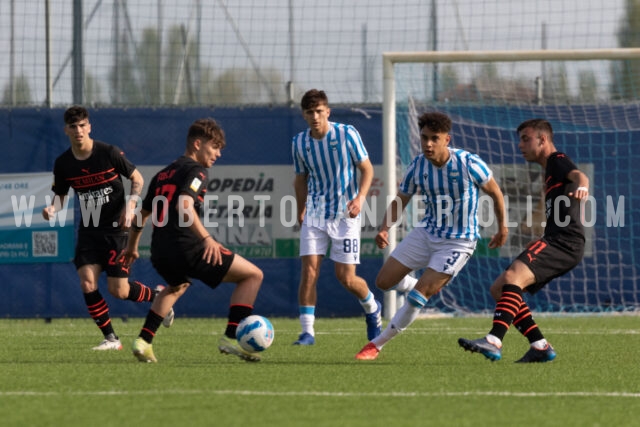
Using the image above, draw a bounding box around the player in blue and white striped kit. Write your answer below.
[292,89,382,346]
[356,111,508,360]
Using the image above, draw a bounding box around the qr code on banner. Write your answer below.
[32,231,58,257]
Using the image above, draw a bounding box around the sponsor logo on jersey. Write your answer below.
[190,177,202,192]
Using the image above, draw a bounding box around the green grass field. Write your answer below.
[1,315,639,427]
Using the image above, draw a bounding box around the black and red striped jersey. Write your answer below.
[52,140,136,231]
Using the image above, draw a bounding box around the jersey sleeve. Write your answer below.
[292,133,308,175]
[181,164,208,200]
[51,156,70,196]
[107,144,137,179]
[551,153,579,181]
[345,125,369,164]
[465,152,493,187]
[398,156,420,196]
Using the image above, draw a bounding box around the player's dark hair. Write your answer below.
[187,118,226,149]
[300,89,329,110]
[63,106,89,125]
[517,118,554,140]
[418,112,452,133]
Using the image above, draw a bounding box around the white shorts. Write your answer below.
[299,216,361,264]
[390,227,476,277]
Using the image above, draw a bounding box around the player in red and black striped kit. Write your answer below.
[42,106,173,351]
[124,118,264,363]
[459,118,590,362]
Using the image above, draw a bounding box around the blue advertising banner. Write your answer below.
[0,173,75,263]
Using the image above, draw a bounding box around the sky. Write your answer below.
[0,0,628,106]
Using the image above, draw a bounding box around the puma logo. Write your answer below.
[81,168,90,174]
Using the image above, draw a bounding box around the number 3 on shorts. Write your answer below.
[444,251,461,271]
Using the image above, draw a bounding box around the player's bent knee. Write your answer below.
[243,268,263,286]
[489,285,502,301]
[337,276,355,288]
[375,276,394,291]
[109,288,129,299]
[170,282,190,295]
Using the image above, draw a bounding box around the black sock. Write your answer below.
[513,300,544,343]
[84,290,116,338]
[225,305,253,339]
[488,284,523,341]
[127,280,154,302]
[139,310,164,344]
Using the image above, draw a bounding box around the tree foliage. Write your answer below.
[108,25,284,106]
[1,74,32,105]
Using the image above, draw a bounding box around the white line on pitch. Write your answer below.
[1,390,639,398]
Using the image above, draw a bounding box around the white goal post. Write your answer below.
[381,48,640,319]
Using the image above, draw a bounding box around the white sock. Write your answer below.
[393,275,418,293]
[485,334,502,347]
[299,306,315,336]
[372,290,426,349]
[531,338,548,350]
[359,291,378,314]
[371,303,420,349]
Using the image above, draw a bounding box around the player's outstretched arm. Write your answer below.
[567,169,590,200]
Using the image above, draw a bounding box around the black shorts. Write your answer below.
[151,247,235,289]
[516,235,584,294]
[74,230,129,278]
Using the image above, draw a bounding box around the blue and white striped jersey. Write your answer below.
[399,147,492,240]
[292,122,369,219]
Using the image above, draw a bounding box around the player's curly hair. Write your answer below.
[187,118,226,149]
[418,112,452,133]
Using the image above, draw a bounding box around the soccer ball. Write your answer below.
[236,315,274,352]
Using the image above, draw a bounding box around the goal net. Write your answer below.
[382,49,640,316]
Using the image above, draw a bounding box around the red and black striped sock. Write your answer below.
[225,304,253,339]
[512,300,544,343]
[488,284,523,341]
[84,290,115,338]
[127,280,154,302]
[139,310,164,344]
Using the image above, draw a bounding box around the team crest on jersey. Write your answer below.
[329,139,338,150]
[450,170,459,182]
[190,177,202,192]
